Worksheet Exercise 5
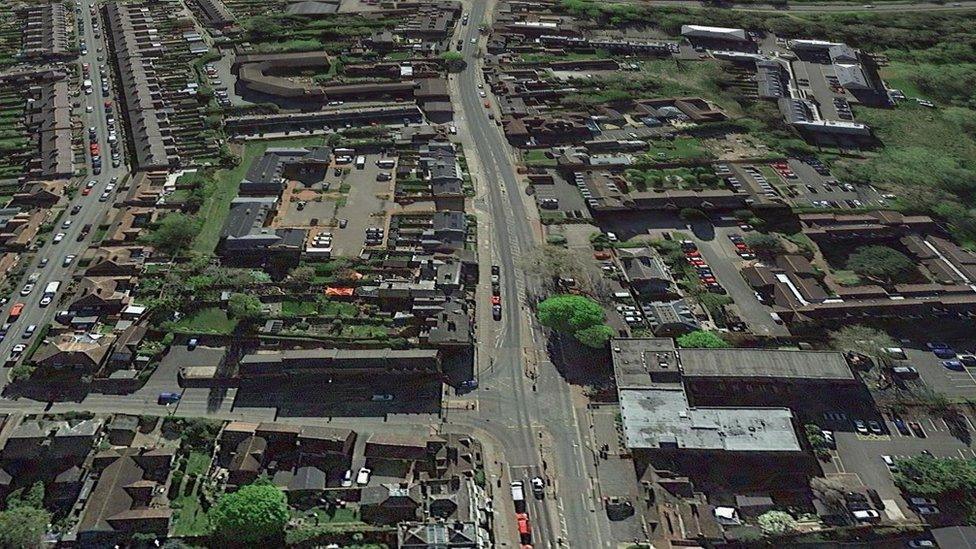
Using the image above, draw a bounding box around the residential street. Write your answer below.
[0,4,126,382]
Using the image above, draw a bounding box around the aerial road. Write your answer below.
[450,1,616,546]
[0,1,128,388]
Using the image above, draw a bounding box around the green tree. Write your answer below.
[757,510,797,535]
[537,295,605,334]
[676,330,729,349]
[678,208,707,221]
[574,324,615,349]
[209,483,289,544]
[146,213,201,257]
[440,51,466,72]
[227,293,264,322]
[744,233,783,256]
[829,325,896,361]
[893,456,976,499]
[289,265,315,284]
[846,245,916,284]
[0,505,51,548]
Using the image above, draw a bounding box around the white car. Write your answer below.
[40,296,52,307]
[11,344,26,356]
[20,284,34,296]
[341,469,353,487]
[53,233,66,243]
[62,219,72,229]
[356,467,371,485]
[86,180,96,188]
[63,255,77,267]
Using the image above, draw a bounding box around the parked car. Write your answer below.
[341,469,353,487]
[909,421,926,438]
[356,467,371,485]
[943,359,965,371]
[157,392,181,405]
[370,394,394,402]
[854,420,868,435]
[868,420,884,435]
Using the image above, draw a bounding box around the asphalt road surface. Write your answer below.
[0,3,127,383]
[451,2,615,546]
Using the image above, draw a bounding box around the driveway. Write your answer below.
[693,225,789,336]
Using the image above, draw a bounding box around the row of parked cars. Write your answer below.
[680,240,725,294]
[727,233,755,260]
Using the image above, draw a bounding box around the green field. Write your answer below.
[170,307,238,335]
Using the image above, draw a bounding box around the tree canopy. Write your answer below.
[574,324,615,349]
[537,295,606,334]
[846,245,916,284]
[0,504,50,548]
[829,325,896,360]
[676,330,729,349]
[757,510,797,535]
[537,295,614,349]
[744,233,783,256]
[893,456,976,499]
[227,293,265,322]
[210,483,289,544]
[146,213,201,257]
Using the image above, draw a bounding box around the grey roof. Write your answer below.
[834,64,871,90]
[828,44,859,64]
[645,300,699,333]
[678,348,854,380]
[680,25,749,42]
[619,387,801,452]
[611,337,680,389]
[756,59,788,99]
[286,0,340,14]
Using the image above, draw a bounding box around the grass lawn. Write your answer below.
[646,137,708,162]
[319,300,358,317]
[832,269,863,287]
[524,149,556,167]
[192,137,327,254]
[880,61,925,99]
[185,451,212,476]
[282,300,318,317]
[340,324,388,339]
[171,477,209,537]
[171,307,237,335]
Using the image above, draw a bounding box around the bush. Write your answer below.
[676,330,729,348]
[210,483,289,544]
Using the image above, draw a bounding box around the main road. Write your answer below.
[0,2,127,381]
[448,2,615,547]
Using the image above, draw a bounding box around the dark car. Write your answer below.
[933,348,957,359]
[71,205,82,215]
[157,392,182,405]
[492,304,502,320]
[867,489,885,510]
[893,417,910,436]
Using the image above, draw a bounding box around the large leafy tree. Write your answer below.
[146,213,201,257]
[0,504,50,548]
[676,330,729,349]
[227,293,264,322]
[210,483,289,544]
[893,456,976,499]
[537,295,614,349]
[574,324,615,349]
[537,295,605,333]
[744,233,784,256]
[846,245,915,284]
